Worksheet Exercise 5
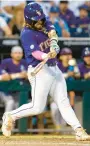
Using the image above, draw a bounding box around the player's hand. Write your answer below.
[50,40,60,54]
[20,71,27,79]
[68,71,75,77]
[1,73,11,81]
[47,50,57,59]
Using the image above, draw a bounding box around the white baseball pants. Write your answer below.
[10,64,81,130]
[50,101,66,126]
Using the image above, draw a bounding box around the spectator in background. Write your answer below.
[0,70,15,112]
[76,5,90,37]
[12,8,24,36]
[0,0,25,24]
[49,6,70,37]
[0,0,25,12]
[1,46,27,80]
[0,0,26,36]
[57,48,80,110]
[0,46,27,111]
[78,47,90,80]
[69,1,85,17]
[84,1,90,17]
[0,7,13,24]
[0,16,12,37]
[58,48,74,81]
[59,0,76,28]
[35,0,52,16]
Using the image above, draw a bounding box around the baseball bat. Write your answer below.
[30,58,48,76]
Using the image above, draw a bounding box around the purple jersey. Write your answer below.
[0,58,27,74]
[20,18,56,67]
[59,9,76,27]
[76,17,90,30]
[57,61,68,73]
[78,62,90,78]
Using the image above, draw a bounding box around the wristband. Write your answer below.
[50,40,60,54]
[48,30,58,42]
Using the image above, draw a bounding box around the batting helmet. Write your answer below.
[24,2,45,25]
[60,48,72,55]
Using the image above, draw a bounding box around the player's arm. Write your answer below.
[48,29,59,54]
[10,71,27,80]
[0,61,11,81]
[10,60,28,80]
[32,51,48,60]
[45,18,60,57]
[84,72,90,79]
[32,30,60,60]
[0,74,11,81]
[21,30,56,62]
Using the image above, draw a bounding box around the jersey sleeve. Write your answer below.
[21,29,40,54]
[78,63,84,78]
[0,60,8,74]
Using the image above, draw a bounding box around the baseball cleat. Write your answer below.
[75,128,90,141]
[2,113,14,137]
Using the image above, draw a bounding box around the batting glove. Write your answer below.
[50,39,60,54]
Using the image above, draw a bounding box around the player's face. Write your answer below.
[34,19,45,30]
[84,56,90,65]
[60,3,68,12]
[68,54,72,60]
[61,54,71,62]
[85,1,90,7]
[11,52,23,61]
[80,9,88,18]
[49,12,59,23]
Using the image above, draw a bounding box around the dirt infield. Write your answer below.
[0,135,90,146]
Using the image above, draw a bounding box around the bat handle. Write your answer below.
[31,72,35,76]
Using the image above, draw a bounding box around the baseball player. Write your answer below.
[0,46,28,111]
[0,68,14,112]
[78,47,90,79]
[1,2,90,141]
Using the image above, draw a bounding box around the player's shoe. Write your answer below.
[75,128,90,141]
[1,113,14,137]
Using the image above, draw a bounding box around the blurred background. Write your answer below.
[0,0,90,135]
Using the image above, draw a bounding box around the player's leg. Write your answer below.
[4,95,15,112]
[0,92,15,112]
[50,74,81,130]
[50,101,65,131]
[2,66,53,136]
[50,66,90,140]
[9,66,53,119]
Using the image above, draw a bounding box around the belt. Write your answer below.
[47,62,56,67]
[28,62,57,68]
